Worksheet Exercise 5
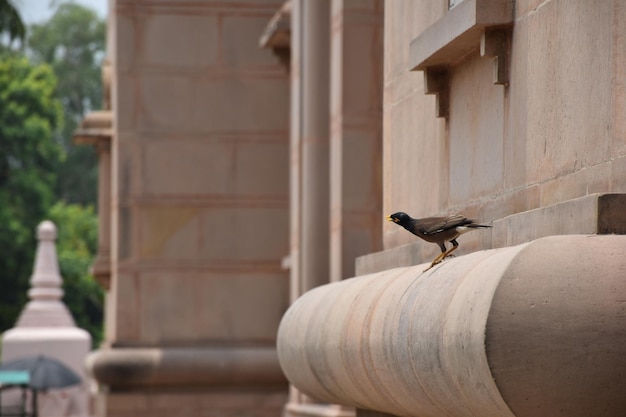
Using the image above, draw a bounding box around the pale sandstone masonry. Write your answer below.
[382,0,626,253]
[90,1,291,416]
[280,1,626,417]
[90,0,626,416]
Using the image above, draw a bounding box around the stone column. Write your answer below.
[299,0,331,293]
[289,0,303,302]
[73,111,112,291]
[91,139,112,289]
[287,3,354,417]
[329,0,384,282]
[2,221,92,417]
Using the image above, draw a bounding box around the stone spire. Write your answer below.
[15,220,76,327]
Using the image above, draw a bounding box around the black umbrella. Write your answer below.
[0,355,81,390]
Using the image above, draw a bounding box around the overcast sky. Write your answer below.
[15,0,107,24]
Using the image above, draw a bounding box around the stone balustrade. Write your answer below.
[277,235,626,417]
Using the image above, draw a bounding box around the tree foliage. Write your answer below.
[48,202,103,346]
[0,2,105,348]
[0,0,26,48]
[0,55,64,332]
[28,2,106,205]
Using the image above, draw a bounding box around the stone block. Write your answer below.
[114,272,140,342]
[448,52,504,204]
[384,91,445,248]
[222,15,280,67]
[384,1,444,80]
[515,0,550,19]
[139,75,194,132]
[143,14,218,69]
[136,76,289,134]
[342,130,381,210]
[138,272,288,343]
[492,193,626,247]
[138,206,201,260]
[597,193,626,234]
[234,139,289,196]
[192,78,289,133]
[503,13,530,190]
[356,241,433,276]
[115,73,136,133]
[142,141,234,196]
[200,207,288,263]
[482,186,528,230]
[611,155,626,191]
[612,0,626,157]
[105,390,287,417]
[116,141,138,204]
[105,392,149,413]
[523,0,613,183]
[539,162,611,207]
[117,205,133,261]
[115,14,136,72]
[341,24,383,116]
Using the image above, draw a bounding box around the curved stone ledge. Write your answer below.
[86,346,287,390]
[277,235,626,417]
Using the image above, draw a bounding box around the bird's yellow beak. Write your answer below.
[386,215,395,222]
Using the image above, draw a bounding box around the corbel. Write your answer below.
[423,67,450,119]
[480,28,510,86]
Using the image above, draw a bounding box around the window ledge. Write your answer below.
[409,0,513,71]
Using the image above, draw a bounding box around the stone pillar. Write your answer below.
[73,110,112,291]
[299,0,331,293]
[2,221,92,417]
[91,139,111,290]
[286,3,356,417]
[329,0,383,282]
[289,0,303,302]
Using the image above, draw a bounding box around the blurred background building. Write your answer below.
[81,1,626,417]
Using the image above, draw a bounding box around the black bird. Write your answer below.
[387,211,491,271]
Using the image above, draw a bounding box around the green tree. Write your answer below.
[28,2,105,205]
[0,55,64,332]
[0,0,26,48]
[48,202,103,346]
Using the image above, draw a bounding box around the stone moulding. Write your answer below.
[86,346,287,390]
[73,110,112,143]
[277,235,626,417]
[409,0,513,117]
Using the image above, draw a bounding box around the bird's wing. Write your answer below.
[419,215,470,234]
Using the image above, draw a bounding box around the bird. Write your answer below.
[387,212,491,271]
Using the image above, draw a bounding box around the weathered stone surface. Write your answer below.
[279,235,626,417]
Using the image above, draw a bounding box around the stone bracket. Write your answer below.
[409,0,514,118]
[423,67,450,118]
[480,28,510,86]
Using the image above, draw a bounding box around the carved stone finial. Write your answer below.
[16,221,76,327]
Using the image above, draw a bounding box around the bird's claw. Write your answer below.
[423,259,442,272]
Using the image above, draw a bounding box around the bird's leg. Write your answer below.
[424,243,447,272]
[441,239,459,260]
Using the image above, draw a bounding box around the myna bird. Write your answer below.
[387,212,491,271]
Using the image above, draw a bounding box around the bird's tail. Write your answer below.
[469,223,492,228]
